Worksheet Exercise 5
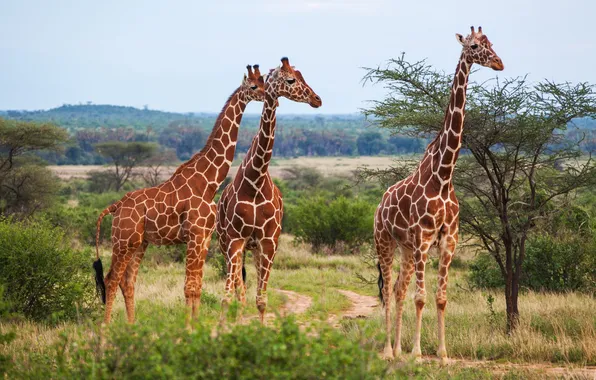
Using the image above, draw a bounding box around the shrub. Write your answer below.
[0,218,95,322]
[469,234,596,293]
[286,196,375,254]
[8,317,386,379]
[87,170,116,193]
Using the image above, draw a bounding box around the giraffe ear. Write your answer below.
[456,34,465,46]
[242,73,247,85]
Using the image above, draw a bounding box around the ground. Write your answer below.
[49,156,402,180]
[2,234,594,378]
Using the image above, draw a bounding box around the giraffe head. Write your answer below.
[241,64,266,101]
[266,57,322,108]
[456,26,504,71]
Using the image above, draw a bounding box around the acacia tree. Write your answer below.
[95,142,158,191]
[0,119,68,215]
[361,55,596,331]
[141,148,177,187]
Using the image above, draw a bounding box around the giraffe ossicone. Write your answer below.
[216,57,321,324]
[93,65,265,325]
[374,26,503,362]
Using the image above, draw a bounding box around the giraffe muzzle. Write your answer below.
[490,57,504,71]
[309,95,322,108]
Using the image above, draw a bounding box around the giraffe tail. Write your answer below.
[241,250,247,283]
[377,262,385,307]
[93,201,120,305]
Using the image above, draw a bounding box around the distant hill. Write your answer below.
[2,104,367,132]
[3,104,200,131]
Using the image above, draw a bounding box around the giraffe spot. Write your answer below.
[439,136,447,152]
[212,154,225,167]
[198,202,211,215]
[204,164,217,182]
[221,133,230,147]
[411,186,424,202]
[459,69,467,83]
[442,149,454,165]
[225,147,235,162]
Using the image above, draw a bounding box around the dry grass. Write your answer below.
[48,156,407,180]
[2,234,595,374]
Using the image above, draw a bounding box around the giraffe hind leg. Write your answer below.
[103,240,140,324]
[436,231,457,363]
[393,246,414,357]
[375,229,395,360]
[119,241,148,323]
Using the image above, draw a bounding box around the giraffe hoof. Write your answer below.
[439,356,450,366]
[382,346,395,361]
[412,348,422,359]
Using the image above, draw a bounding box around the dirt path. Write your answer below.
[327,289,379,327]
[241,288,313,325]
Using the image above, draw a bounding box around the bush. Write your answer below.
[8,317,386,379]
[43,191,125,245]
[469,234,596,293]
[286,196,375,254]
[0,218,95,322]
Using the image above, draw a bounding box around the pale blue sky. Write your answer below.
[0,0,594,114]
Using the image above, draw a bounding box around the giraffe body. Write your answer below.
[216,57,321,322]
[375,27,503,362]
[94,66,265,324]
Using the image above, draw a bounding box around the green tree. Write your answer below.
[95,141,158,191]
[362,55,596,331]
[0,118,67,175]
[0,119,67,215]
[356,131,386,155]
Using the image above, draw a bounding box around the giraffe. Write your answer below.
[374,26,504,362]
[93,65,266,324]
[216,57,322,323]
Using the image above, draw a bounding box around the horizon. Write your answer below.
[1,0,595,114]
[0,103,363,116]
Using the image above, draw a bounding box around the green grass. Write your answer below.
[1,234,595,378]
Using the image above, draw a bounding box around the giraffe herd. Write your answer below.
[94,27,503,363]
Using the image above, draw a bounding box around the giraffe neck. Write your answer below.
[240,90,278,184]
[433,53,470,181]
[186,88,248,188]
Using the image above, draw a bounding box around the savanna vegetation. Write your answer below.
[2,56,596,378]
[5,104,429,164]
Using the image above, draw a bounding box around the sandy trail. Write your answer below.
[241,288,313,325]
[327,289,379,327]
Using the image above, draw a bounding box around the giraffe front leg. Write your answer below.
[256,238,277,324]
[119,241,148,323]
[220,239,245,324]
[184,234,210,326]
[436,231,457,364]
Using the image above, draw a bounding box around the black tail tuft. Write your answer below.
[93,259,106,304]
[242,264,246,283]
[377,262,384,307]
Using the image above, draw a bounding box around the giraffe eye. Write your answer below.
[250,85,258,90]
[286,78,296,84]
[471,44,479,49]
